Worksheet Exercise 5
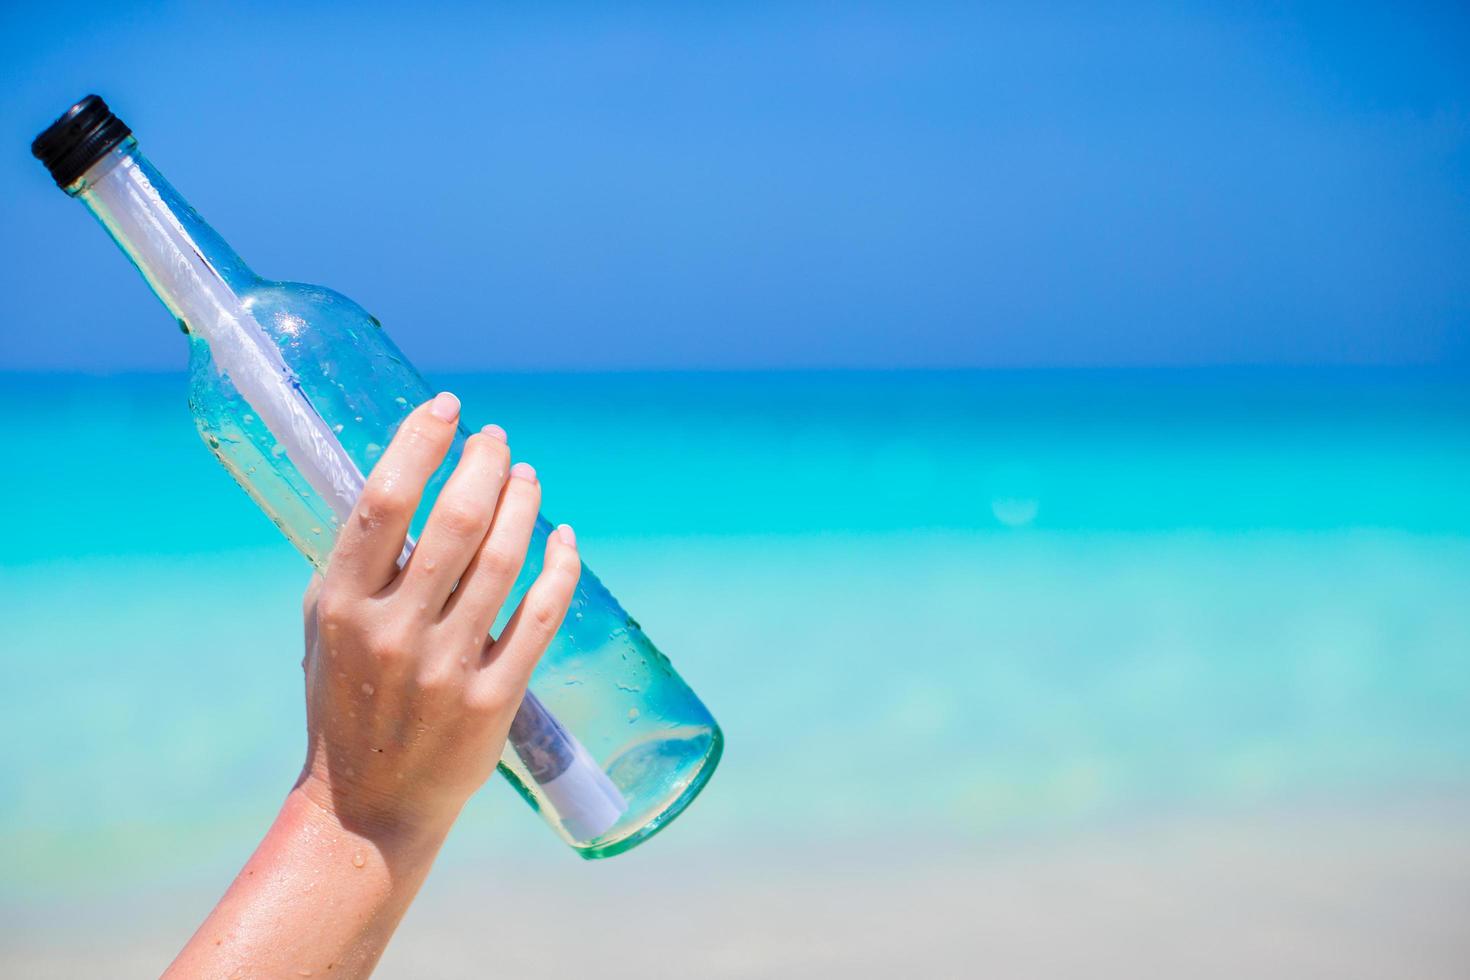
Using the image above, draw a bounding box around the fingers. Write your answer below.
[328,393,461,594]
[474,525,581,696]
[396,425,511,610]
[440,461,542,638]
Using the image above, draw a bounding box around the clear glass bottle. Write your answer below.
[32,96,722,858]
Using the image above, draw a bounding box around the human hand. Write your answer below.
[296,392,581,841]
[168,392,580,979]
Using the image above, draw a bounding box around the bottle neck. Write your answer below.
[73,137,372,521]
[72,138,257,330]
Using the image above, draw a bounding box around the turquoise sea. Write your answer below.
[3,368,1469,973]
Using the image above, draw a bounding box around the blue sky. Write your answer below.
[2,1,1467,371]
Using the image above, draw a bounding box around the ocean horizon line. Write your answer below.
[4,363,1469,381]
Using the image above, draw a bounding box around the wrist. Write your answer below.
[166,779,452,977]
[292,767,459,855]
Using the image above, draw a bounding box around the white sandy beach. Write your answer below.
[5,796,1467,978]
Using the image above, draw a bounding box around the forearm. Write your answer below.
[165,786,450,979]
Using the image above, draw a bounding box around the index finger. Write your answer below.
[327,392,461,594]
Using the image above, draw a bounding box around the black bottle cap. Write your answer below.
[31,95,133,190]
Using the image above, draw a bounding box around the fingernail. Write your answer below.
[481,423,507,442]
[555,523,576,547]
[429,391,460,422]
[510,461,537,482]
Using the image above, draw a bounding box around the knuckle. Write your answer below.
[547,550,583,580]
[466,681,518,716]
[434,499,488,538]
[365,638,399,662]
[360,483,415,521]
[525,596,565,634]
[368,625,414,661]
[476,544,518,580]
[415,665,458,694]
[315,590,353,631]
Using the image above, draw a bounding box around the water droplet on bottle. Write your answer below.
[271,443,286,458]
[332,423,344,434]
[394,396,408,406]
[351,852,366,869]
[628,708,640,722]
[310,527,322,536]
[361,682,375,696]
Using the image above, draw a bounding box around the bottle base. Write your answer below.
[574,723,725,860]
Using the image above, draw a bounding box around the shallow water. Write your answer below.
[2,369,1468,912]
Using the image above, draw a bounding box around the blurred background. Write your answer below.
[2,2,1468,977]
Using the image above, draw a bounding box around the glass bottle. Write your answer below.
[32,96,722,858]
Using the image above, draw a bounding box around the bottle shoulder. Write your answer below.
[240,280,385,337]
[230,279,417,380]
[187,278,433,465]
